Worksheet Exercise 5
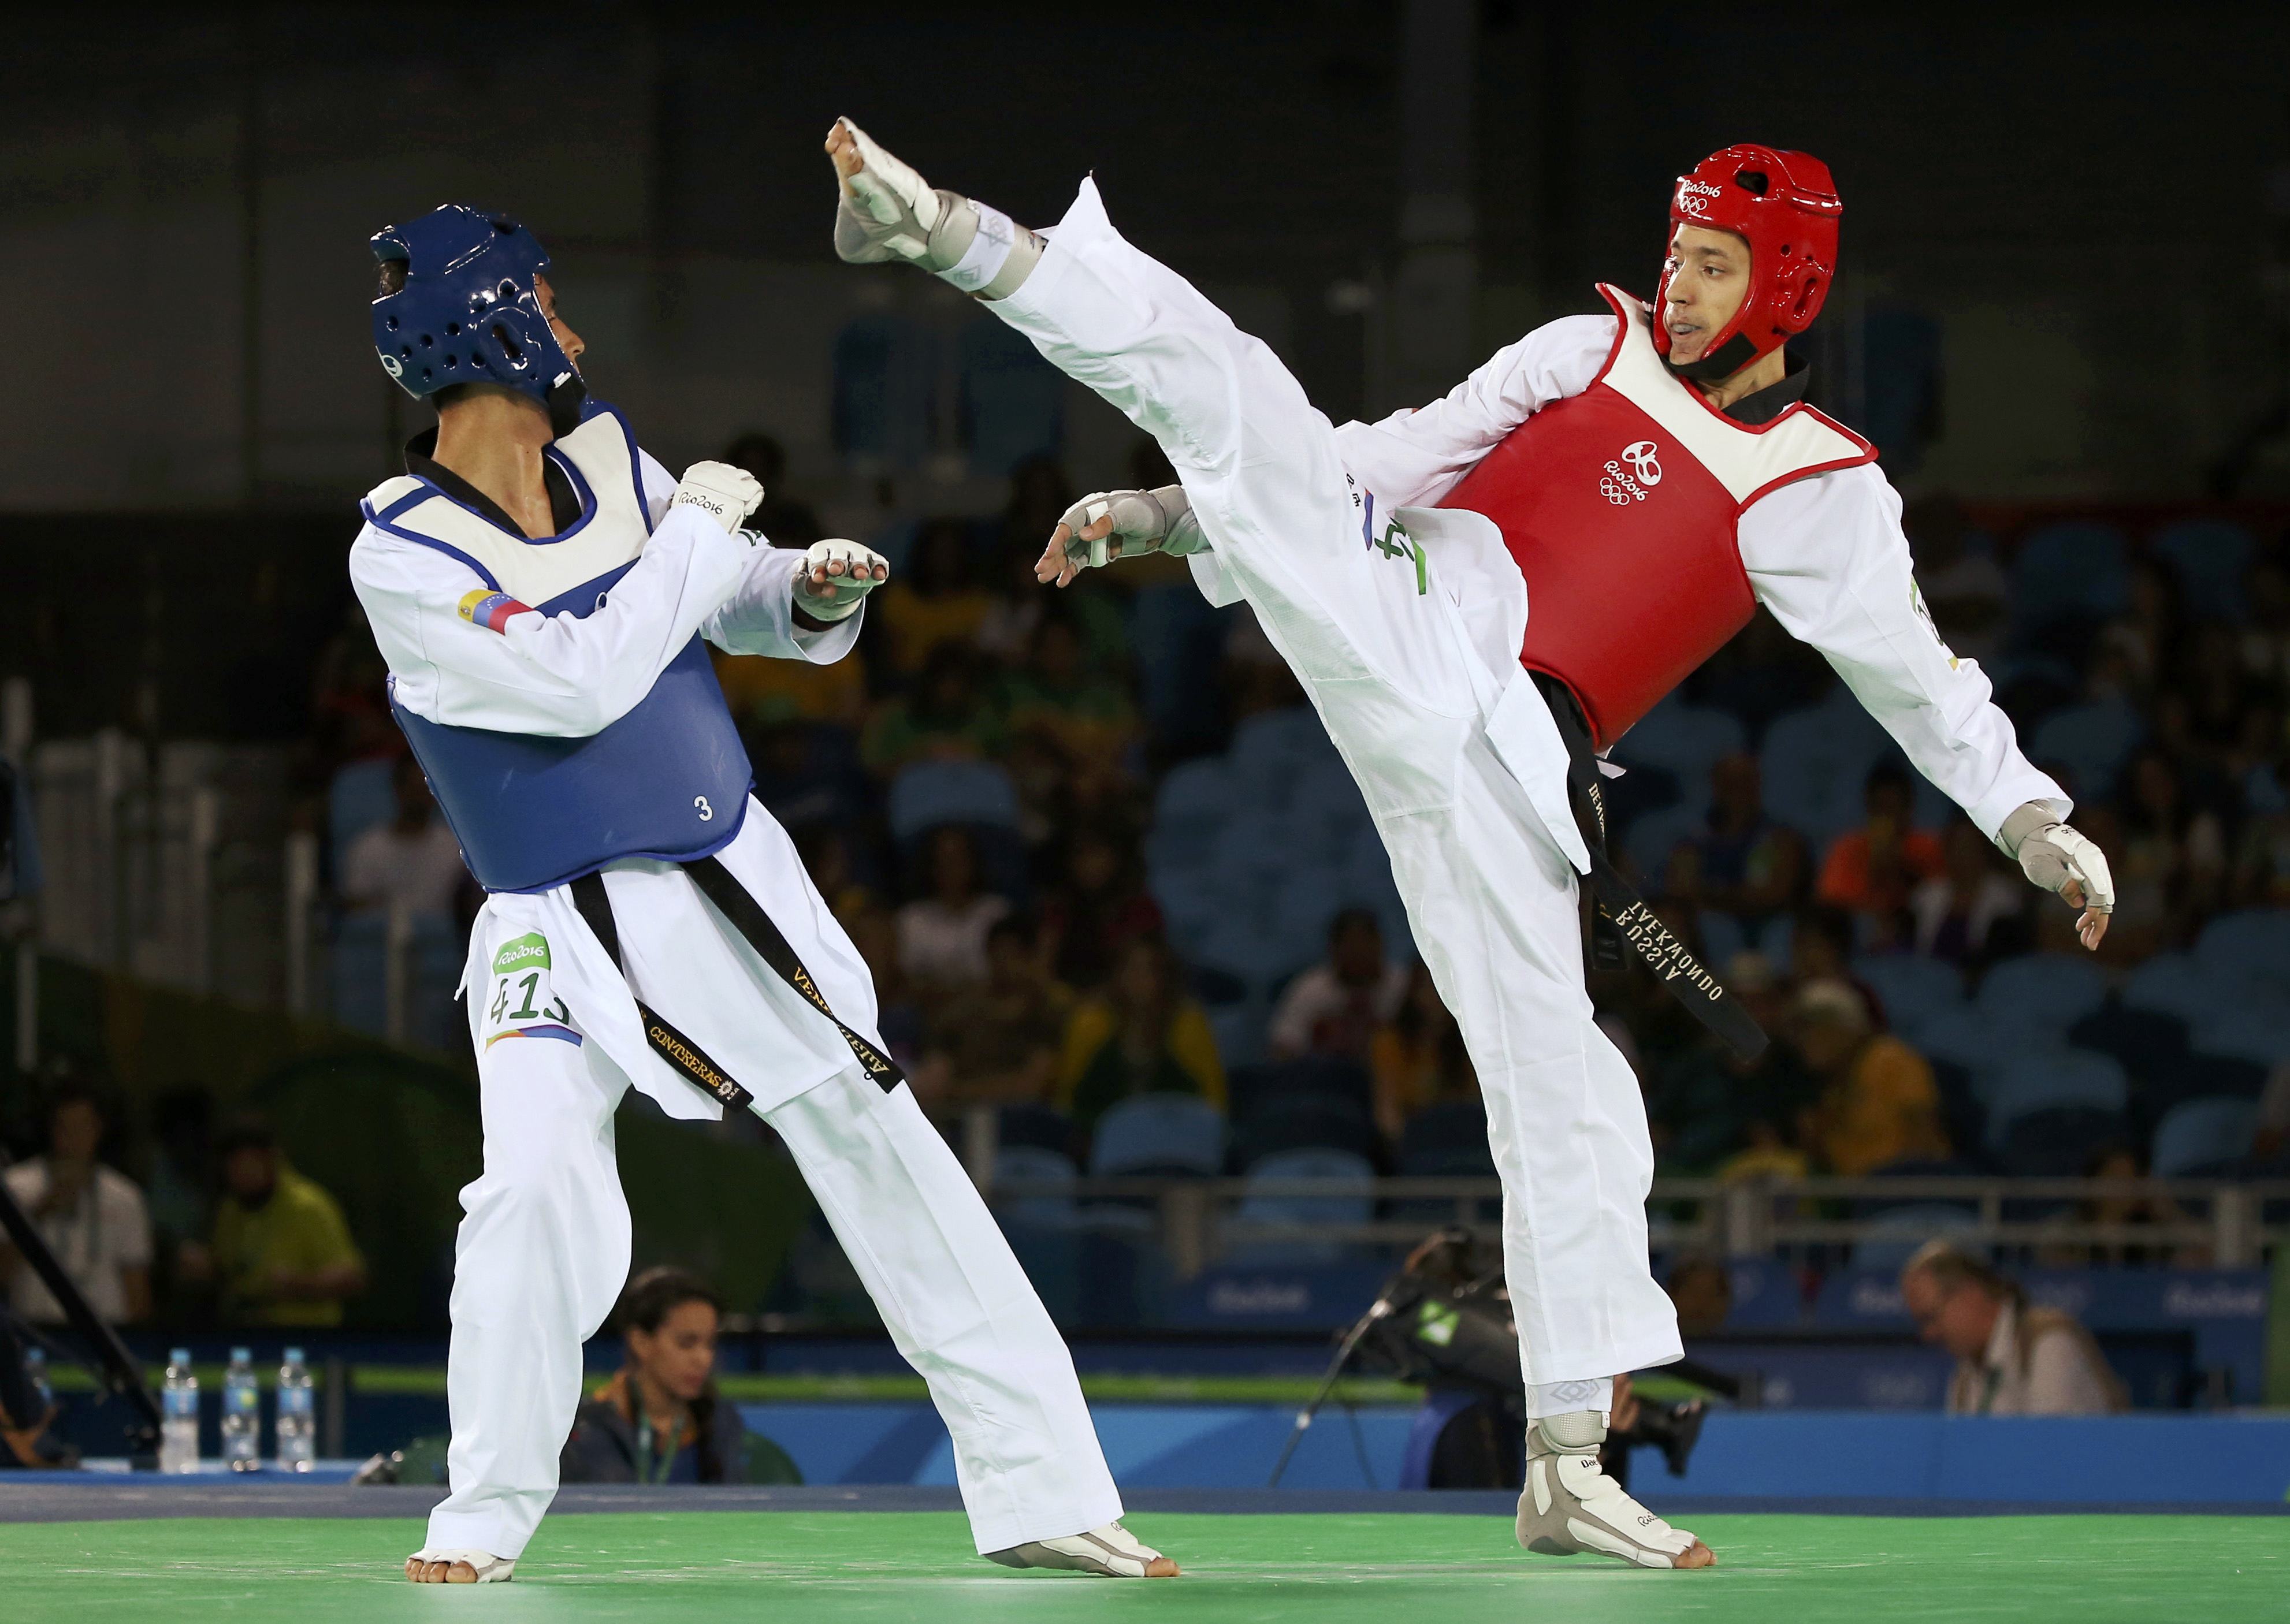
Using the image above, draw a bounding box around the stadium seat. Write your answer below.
[1611,694,1746,812]
[1975,952,2109,1032]
[1994,1105,2129,1177]
[2009,520,2131,631]
[1233,1095,1380,1168]
[832,314,938,470]
[2068,1002,2191,1087]
[1397,1098,1495,1176]
[1853,954,1968,1037]
[2149,519,2255,623]
[2193,910,2290,992]
[1147,758,1235,868]
[2027,699,2143,800]
[991,1146,1079,1227]
[1759,693,1892,844]
[2121,953,2232,1025]
[1087,1093,1227,1178]
[996,1102,1076,1157]
[886,759,1020,842]
[2150,1097,2260,1178]
[1977,1051,2129,1142]
[1225,1148,1377,1265]
[1697,910,1750,970]
[1914,1011,2047,1074]
[1230,1057,1374,1119]
[1622,803,1704,882]
[2188,1007,2290,1069]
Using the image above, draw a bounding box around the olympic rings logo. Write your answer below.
[1598,476,1636,506]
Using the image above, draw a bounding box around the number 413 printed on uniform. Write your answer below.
[482,932,583,1051]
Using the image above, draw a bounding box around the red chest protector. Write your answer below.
[1440,286,1874,750]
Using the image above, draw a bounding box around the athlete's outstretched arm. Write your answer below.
[1742,464,2111,947]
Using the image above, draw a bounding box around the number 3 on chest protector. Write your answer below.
[485,931,574,1046]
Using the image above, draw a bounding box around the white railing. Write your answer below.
[979,1173,2290,1280]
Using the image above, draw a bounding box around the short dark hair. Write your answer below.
[376,258,407,297]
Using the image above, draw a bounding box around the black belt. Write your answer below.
[568,855,905,1112]
[1533,674,1768,1061]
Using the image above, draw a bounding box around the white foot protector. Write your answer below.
[404,1546,517,1584]
[830,117,1039,297]
[986,1520,1176,1577]
[1515,1414,1711,1570]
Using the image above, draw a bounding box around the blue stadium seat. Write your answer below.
[1087,1093,1227,1178]
[328,759,397,857]
[991,1146,1079,1227]
[886,759,1020,842]
[832,314,938,470]
[1853,954,1968,1037]
[1697,910,1750,971]
[1225,1148,1377,1265]
[1397,1098,1495,1176]
[1977,1052,2128,1141]
[1231,1057,1374,1118]
[1854,1204,1980,1271]
[996,1102,1075,1157]
[1759,694,1891,844]
[1623,803,1704,882]
[1148,758,1235,867]
[2027,698,2143,800]
[1994,1105,2128,1178]
[1226,707,1341,812]
[1611,694,1746,813]
[2068,1002,2190,1087]
[2193,910,2290,992]
[2010,520,2131,631]
[1233,1096,1379,1167]
[2150,1097,2260,1178]
[1913,1010,2043,1074]
[2149,519,2255,623]
[2188,1008,2290,1069]
[2121,953,2231,1024]
[1975,952,2109,1031]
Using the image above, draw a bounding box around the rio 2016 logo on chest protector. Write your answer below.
[1599,440,1663,506]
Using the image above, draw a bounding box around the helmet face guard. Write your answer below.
[1653,145,1841,383]
[370,205,581,415]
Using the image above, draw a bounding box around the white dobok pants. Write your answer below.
[994,182,1682,1387]
[426,837,1120,1560]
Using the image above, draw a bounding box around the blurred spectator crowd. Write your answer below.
[286,453,2290,1294]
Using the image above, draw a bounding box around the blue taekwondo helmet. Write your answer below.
[370,205,582,414]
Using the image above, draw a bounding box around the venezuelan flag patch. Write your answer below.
[459,588,533,634]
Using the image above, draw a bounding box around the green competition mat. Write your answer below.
[5,1510,2285,1623]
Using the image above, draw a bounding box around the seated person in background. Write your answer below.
[1909,819,2025,964]
[1816,762,1943,934]
[1902,494,2008,666]
[1663,753,1807,928]
[714,641,869,730]
[339,756,468,923]
[874,518,992,676]
[1901,1241,2126,1415]
[562,1267,800,1485]
[895,825,1010,993]
[1646,952,1817,1174]
[1663,1254,1733,1339]
[1367,962,1477,1142]
[1267,908,1408,1064]
[2111,747,2227,956]
[189,1113,367,1328]
[1791,979,1950,1175]
[1,1079,152,1326]
[860,644,1007,777]
[927,916,1073,1108]
[1038,829,1162,991]
[1058,936,1226,1135]
[1001,612,1140,777]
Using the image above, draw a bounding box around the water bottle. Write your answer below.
[276,1347,315,1472]
[160,1348,200,1474]
[221,1347,260,1472]
[25,1347,52,1422]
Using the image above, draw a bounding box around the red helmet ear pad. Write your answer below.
[1653,145,1841,381]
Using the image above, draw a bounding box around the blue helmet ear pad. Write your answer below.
[370,206,578,406]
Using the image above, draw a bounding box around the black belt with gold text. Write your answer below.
[569,855,905,1111]
[1532,674,1768,1061]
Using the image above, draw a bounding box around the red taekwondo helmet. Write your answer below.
[1653,144,1842,382]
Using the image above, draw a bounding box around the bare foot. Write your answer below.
[1674,1540,1717,1569]
[1144,1556,1181,1577]
[406,1557,479,1583]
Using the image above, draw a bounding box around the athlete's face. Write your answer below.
[1662,226,1752,364]
[534,274,585,372]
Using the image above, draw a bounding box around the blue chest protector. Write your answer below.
[373,407,754,893]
